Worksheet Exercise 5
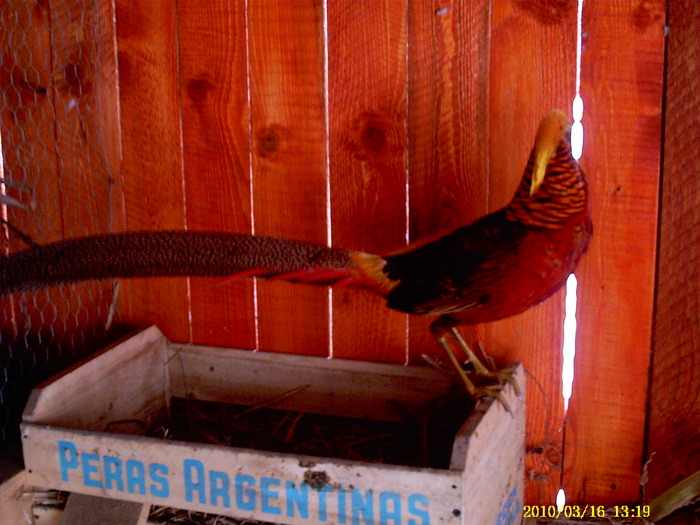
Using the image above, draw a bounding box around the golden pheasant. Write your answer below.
[0,110,591,408]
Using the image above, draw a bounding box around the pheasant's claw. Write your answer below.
[434,328,519,413]
[436,334,513,414]
[475,365,521,398]
[473,384,512,414]
[498,365,522,398]
[448,327,521,397]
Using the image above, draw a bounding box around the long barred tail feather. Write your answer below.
[0,230,392,298]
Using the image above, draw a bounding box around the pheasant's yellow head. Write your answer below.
[530,110,572,196]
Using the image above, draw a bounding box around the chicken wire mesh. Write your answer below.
[0,1,122,455]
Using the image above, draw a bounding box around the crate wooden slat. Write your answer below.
[22,326,525,525]
[61,493,148,525]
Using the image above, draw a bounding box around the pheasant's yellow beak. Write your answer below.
[531,110,571,196]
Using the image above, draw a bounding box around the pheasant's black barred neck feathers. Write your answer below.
[506,140,588,230]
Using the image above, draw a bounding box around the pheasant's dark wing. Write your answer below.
[382,210,529,316]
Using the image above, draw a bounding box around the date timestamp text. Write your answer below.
[523,505,651,520]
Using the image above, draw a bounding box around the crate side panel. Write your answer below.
[22,326,169,429]
[167,344,453,422]
[22,426,464,525]
[454,364,525,525]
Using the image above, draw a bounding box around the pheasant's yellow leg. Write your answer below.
[449,328,521,397]
[435,334,512,414]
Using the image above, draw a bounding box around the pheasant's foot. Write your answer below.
[449,328,521,398]
[436,334,512,414]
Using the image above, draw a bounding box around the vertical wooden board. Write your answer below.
[484,0,578,505]
[114,0,189,342]
[406,1,491,362]
[564,0,665,505]
[46,0,118,338]
[51,0,121,349]
[646,0,700,502]
[0,0,73,340]
[177,0,256,350]
[0,0,60,332]
[328,0,408,362]
[92,0,126,335]
[0,0,62,246]
[247,0,329,356]
[94,0,124,235]
[50,0,112,239]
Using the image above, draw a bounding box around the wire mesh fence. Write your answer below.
[0,0,122,454]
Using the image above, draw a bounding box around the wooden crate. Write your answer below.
[21,326,524,525]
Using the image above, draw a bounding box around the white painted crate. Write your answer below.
[21,326,525,525]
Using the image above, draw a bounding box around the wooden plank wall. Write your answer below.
[646,0,700,502]
[1,0,669,507]
[109,0,666,506]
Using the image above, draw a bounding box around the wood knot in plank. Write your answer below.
[186,78,213,102]
[362,122,387,153]
[257,126,282,157]
[525,443,562,483]
[348,112,403,161]
[514,0,574,25]
[632,0,666,33]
